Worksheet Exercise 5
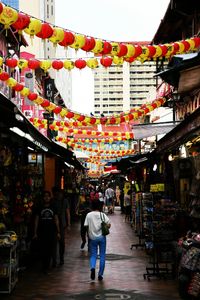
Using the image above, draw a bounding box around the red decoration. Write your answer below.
[147,45,156,57]
[77,115,85,122]
[110,117,116,124]
[124,56,135,63]
[52,60,64,71]
[191,37,200,48]
[159,44,168,56]
[53,106,62,114]
[41,99,50,107]
[36,22,54,39]
[172,42,179,54]
[100,117,108,125]
[28,59,40,70]
[59,31,75,47]
[0,3,3,14]
[101,41,112,55]
[12,13,30,33]
[66,111,74,118]
[0,72,9,81]
[49,124,55,130]
[134,45,143,58]
[74,59,86,69]
[81,37,95,51]
[128,114,133,121]
[100,57,113,67]
[6,58,18,68]
[28,93,38,101]
[118,44,128,57]
[90,118,96,125]
[181,40,190,52]
[120,116,126,123]
[13,83,24,92]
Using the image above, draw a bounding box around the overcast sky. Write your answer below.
[55,0,170,114]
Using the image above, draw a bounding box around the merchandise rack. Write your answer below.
[0,232,18,294]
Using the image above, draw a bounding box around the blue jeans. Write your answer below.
[89,236,106,277]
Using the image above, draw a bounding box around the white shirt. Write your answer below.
[84,211,110,240]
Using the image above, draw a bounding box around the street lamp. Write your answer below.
[43,112,54,140]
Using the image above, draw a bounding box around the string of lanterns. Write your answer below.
[56,136,131,144]
[30,118,134,139]
[0,4,200,62]
[0,70,166,125]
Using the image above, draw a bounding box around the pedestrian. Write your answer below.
[78,195,91,250]
[124,189,132,222]
[52,186,71,265]
[105,184,115,214]
[84,200,111,281]
[33,190,60,274]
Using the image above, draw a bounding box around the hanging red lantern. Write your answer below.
[133,45,143,58]
[28,92,38,101]
[159,44,168,56]
[124,56,135,63]
[66,111,74,118]
[101,41,112,55]
[36,22,54,39]
[120,116,126,123]
[75,59,86,70]
[53,106,62,114]
[0,3,3,14]
[59,31,75,47]
[6,58,18,68]
[100,57,113,67]
[81,37,95,52]
[181,40,190,52]
[52,60,64,71]
[0,72,9,81]
[90,118,96,125]
[191,37,200,48]
[12,13,30,34]
[41,99,50,107]
[147,45,156,57]
[13,83,24,92]
[77,115,85,122]
[100,117,108,125]
[28,59,40,70]
[110,117,116,124]
[118,44,128,57]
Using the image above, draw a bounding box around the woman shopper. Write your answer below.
[84,200,111,281]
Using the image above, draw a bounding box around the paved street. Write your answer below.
[2,210,181,300]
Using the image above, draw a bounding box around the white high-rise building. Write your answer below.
[94,60,157,116]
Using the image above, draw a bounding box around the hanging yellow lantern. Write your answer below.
[70,34,86,50]
[0,6,18,29]
[91,39,104,54]
[139,46,150,60]
[86,58,98,69]
[49,27,64,46]
[113,56,123,65]
[152,45,162,59]
[110,42,120,56]
[20,87,30,97]
[125,44,135,58]
[63,60,74,71]
[24,18,42,38]
[17,59,28,69]
[40,60,52,73]
[176,42,185,54]
[185,38,196,51]
[6,78,17,88]
[165,43,174,58]
[0,57,3,67]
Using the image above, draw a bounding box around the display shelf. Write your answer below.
[0,232,18,294]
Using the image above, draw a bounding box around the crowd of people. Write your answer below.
[32,181,131,279]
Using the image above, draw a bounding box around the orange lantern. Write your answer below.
[24,18,42,38]
[0,6,18,29]
[49,27,65,46]
[36,22,54,39]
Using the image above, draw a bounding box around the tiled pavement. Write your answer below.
[2,210,181,299]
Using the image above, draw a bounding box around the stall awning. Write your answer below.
[132,122,179,140]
